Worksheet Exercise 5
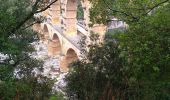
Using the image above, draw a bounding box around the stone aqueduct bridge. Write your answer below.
[33,0,106,72]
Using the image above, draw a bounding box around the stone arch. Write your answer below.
[48,33,61,56]
[60,48,78,72]
[65,48,78,62]
[43,24,50,40]
[44,24,48,32]
[65,0,77,35]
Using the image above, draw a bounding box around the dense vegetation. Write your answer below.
[0,0,58,99]
[66,0,170,100]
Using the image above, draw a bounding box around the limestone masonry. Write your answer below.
[33,0,126,72]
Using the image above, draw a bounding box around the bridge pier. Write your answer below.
[62,0,77,36]
[50,1,61,25]
[60,56,68,72]
[48,40,61,57]
[64,18,77,36]
[44,32,49,40]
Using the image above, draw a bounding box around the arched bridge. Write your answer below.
[33,0,107,72]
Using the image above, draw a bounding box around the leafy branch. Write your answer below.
[144,0,169,15]
[10,0,58,34]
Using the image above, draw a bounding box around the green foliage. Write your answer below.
[121,3,170,81]
[116,3,170,99]
[66,0,170,100]
[0,0,56,99]
[49,92,65,100]
[66,34,129,100]
[89,0,170,25]
[0,0,36,55]
[77,0,84,19]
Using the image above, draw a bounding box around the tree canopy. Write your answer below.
[66,0,170,100]
[89,0,169,24]
[0,0,59,99]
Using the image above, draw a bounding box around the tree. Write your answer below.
[0,0,59,99]
[66,0,170,100]
[117,3,170,99]
[89,0,169,24]
[65,34,129,100]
